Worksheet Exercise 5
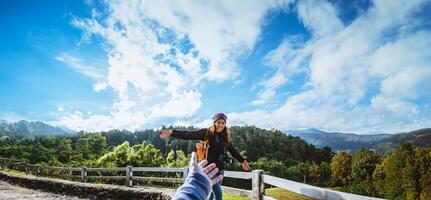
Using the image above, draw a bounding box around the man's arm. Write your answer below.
[174,152,222,200]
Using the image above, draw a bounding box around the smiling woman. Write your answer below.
[160,113,250,200]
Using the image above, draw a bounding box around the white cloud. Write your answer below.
[93,82,108,92]
[297,0,343,37]
[246,0,431,134]
[135,0,294,81]
[55,53,106,80]
[54,0,294,131]
[371,31,431,101]
[253,36,308,105]
[251,73,286,105]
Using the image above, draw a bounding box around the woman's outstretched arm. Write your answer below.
[227,144,250,171]
[160,128,207,140]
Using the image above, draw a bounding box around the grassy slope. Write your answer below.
[224,188,313,200]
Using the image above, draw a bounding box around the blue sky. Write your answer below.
[1,0,430,134]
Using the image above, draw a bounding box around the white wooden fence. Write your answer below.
[0,158,385,200]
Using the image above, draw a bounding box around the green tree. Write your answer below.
[98,141,133,167]
[76,133,108,161]
[307,161,331,187]
[348,148,381,196]
[131,142,164,167]
[373,143,420,200]
[165,150,188,168]
[331,151,352,186]
[251,157,288,178]
[57,138,73,164]
[286,162,310,183]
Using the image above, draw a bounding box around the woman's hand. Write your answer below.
[160,130,172,139]
[242,160,250,171]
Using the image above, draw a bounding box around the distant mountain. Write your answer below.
[285,128,392,152]
[0,120,76,138]
[373,128,431,155]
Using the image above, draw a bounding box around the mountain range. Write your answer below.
[0,120,76,138]
[286,128,431,154]
[286,128,391,152]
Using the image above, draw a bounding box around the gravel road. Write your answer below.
[0,180,87,200]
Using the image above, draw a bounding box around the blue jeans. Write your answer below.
[208,170,224,200]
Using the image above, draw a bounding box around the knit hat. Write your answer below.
[212,113,227,123]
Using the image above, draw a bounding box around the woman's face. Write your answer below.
[214,119,226,133]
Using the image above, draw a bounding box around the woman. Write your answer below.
[160,113,250,200]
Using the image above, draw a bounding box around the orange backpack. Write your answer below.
[196,140,209,162]
[196,130,210,162]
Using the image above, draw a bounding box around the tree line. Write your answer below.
[1,126,430,199]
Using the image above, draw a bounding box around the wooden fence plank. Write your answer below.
[86,176,125,180]
[132,167,185,172]
[134,177,183,183]
[86,167,127,172]
[46,166,81,171]
[224,171,252,179]
[263,175,385,200]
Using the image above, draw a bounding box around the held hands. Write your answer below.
[189,152,223,186]
[160,130,172,139]
[242,160,250,171]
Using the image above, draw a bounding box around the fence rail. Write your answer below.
[262,174,385,200]
[86,167,127,172]
[0,157,385,200]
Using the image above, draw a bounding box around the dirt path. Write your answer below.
[0,180,87,200]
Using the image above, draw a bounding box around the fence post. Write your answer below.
[252,170,263,200]
[35,165,39,176]
[25,163,29,175]
[183,167,189,182]
[126,166,133,187]
[81,167,87,182]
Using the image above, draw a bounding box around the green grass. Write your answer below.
[223,193,250,200]
[223,187,314,200]
[265,188,314,200]
[1,168,26,175]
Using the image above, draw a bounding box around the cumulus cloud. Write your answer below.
[54,0,430,133]
[247,0,431,133]
[54,0,293,131]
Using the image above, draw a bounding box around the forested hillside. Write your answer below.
[1,125,431,199]
[373,128,431,154]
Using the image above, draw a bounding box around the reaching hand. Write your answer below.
[160,130,172,139]
[189,152,223,186]
[242,160,250,171]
